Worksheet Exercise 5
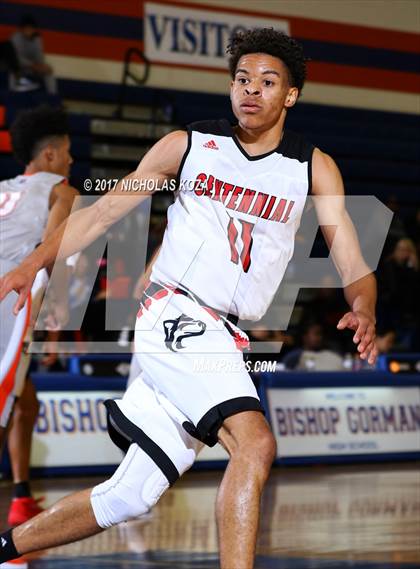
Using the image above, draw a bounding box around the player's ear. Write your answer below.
[285,87,298,108]
[44,143,55,164]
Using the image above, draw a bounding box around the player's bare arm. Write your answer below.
[0,130,187,313]
[44,182,80,240]
[311,148,377,364]
[133,246,161,300]
[43,182,80,327]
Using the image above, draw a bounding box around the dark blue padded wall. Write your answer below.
[1,76,419,206]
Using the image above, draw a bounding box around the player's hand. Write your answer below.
[337,311,377,365]
[0,263,37,314]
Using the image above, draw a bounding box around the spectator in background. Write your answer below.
[406,207,420,257]
[107,257,133,332]
[242,325,292,387]
[377,238,419,350]
[107,258,132,300]
[81,256,133,342]
[282,321,343,371]
[297,274,347,351]
[0,40,35,92]
[357,326,396,370]
[382,195,408,257]
[375,327,397,355]
[10,15,57,94]
[146,217,167,259]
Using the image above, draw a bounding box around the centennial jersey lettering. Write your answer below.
[152,119,314,321]
[194,172,295,223]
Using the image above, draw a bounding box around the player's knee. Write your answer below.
[91,468,168,528]
[13,394,40,424]
[258,430,277,467]
[90,443,194,529]
[233,429,276,472]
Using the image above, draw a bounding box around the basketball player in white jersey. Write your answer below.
[0,106,78,526]
[0,30,377,568]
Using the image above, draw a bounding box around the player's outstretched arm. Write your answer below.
[312,148,377,364]
[41,183,80,327]
[0,130,188,313]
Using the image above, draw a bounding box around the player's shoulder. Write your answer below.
[32,171,66,184]
[312,147,340,175]
[281,130,315,164]
[311,147,344,195]
[152,129,189,164]
[51,181,79,197]
[157,129,188,150]
[0,177,11,190]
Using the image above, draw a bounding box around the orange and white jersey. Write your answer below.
[152,119,313,321]
[0,171,62,427]
[0,256,31,426]
[0,172,64,265]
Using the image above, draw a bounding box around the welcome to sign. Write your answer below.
[266,386,420,458]
[144,1,289,71]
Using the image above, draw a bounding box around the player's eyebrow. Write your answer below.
[262,69,281,77]
[235,68,281,77]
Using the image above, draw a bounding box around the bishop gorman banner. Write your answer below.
[267,386,420,458]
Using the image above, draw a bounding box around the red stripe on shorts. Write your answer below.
[0,297,32,418]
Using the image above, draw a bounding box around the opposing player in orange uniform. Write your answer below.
[0,106,78,526]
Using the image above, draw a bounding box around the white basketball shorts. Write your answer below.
[0,259,31,427]
[104,281,263,483]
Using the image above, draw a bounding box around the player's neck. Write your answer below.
[234,121,285,157]
[24,160,48,176]
[23,164,39,176]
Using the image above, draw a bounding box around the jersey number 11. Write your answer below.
[227,217,255,273]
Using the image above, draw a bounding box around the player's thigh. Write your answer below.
[0,286,30,427]
[107,375,202,481]
[0,287,25,376]
[126,353,142,389]
[135,292,261,441]
[13,378,38,416]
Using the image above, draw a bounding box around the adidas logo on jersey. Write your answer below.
[1,537,7,547]
[203,139,219,150]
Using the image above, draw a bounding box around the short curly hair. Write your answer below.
[10,105,69,165]
[227,28,307,93]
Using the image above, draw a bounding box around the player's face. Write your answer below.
[230,53,298,131]
[22,25,37,39]
[51,135,73,178]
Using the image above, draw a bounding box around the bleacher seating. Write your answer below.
[1,72,419,208]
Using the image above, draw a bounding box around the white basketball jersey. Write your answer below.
[0,172,64,264]
[152,119,314,321]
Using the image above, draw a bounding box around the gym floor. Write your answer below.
[0,463,419,568]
